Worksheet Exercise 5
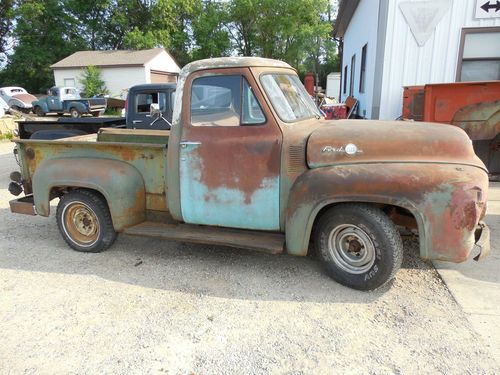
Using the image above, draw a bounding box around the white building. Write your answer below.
[51,48,180,98]
[334,0,500,120]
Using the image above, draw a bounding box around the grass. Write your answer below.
[104,108,123,116]
[0,132,14,141]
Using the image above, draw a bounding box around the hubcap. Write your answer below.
[62,201,99,247]
[327,224,376,274]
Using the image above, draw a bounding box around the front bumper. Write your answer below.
[472,221,490,261]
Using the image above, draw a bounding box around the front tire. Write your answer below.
[34,106,45,117]
[314,204,403,290]
[56,189,117,253]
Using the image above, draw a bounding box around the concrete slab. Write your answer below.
[434,182,500,364]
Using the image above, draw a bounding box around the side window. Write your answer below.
[190,75,265,127]
[242,79,266,125]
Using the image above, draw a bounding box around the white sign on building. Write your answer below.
[475,0,500,19]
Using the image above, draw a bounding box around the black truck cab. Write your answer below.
[126,83,176,130]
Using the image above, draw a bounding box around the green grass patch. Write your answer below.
[104,108,123,116]
[0,132,14,141]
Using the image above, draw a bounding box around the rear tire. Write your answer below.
[56,189,117,253]
[70,107,81,118]
[314,204,403,290]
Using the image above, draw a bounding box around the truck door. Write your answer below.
[179,69,282,230]
[47,88,62,111]
[130,89,172,129]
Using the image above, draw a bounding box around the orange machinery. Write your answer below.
[403,81,500,176]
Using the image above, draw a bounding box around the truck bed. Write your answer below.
[15,128,170,212]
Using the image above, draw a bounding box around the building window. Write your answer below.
[343,65,348,94]
[64,78,75,87]
[457,27,500,82]
[359,44,367,93]
[349,54,356,96]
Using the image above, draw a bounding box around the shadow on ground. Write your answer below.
[0,205,434,304]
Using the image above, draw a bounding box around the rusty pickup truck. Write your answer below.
[8,57,490,290]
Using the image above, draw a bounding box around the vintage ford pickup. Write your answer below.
[8,57,490,290]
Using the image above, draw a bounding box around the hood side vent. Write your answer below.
[288,144,306,173]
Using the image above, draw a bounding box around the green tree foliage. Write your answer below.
[0,0,85,93]
[79,65,109,97]
[0,0,15,64]
[0,0,339,93]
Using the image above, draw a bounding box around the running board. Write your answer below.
[123,221,285,254]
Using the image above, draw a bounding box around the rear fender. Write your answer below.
[67,101,88,113]
[32,158,146,231]
[286,164,488,262]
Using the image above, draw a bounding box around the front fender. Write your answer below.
[286,163,488,262]
[32,100,48,113]
[32,158,146,231]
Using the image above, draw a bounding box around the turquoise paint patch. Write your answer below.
[180,146,280,230]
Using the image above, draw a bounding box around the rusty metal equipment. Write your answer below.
[403,81,500,175]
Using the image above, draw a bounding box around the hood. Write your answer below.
[12,93,37,107]
[307,120,486,171]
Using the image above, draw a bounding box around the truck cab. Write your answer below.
[126,83,176,130]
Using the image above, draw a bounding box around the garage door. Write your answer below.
[150,70,178,83]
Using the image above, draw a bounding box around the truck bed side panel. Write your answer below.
[17,139,168,220]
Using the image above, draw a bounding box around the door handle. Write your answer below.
[133,120,143,124]
[180,141,201,148]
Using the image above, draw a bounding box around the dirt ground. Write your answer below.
[0,141,498,374]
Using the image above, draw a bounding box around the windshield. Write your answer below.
[260,73,320,122]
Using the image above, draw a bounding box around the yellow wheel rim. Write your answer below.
[62,201,100,247]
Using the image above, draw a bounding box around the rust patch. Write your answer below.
[181,67,283,204]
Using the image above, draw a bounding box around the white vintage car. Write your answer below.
[0,86,37,113]
[0,97,7,117]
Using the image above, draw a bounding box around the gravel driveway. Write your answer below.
[0,141,498,374]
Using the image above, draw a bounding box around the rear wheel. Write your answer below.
[70,107,81,118]
[56,189,117,253]
[314,204,403,290]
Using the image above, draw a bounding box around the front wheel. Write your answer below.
[314,204,403,290]
[56,189,117,253]
[34,106,45,117]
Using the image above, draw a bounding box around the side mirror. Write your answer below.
[150,103,161,117]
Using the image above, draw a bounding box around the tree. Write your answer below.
[79,65,109,96]
[191,1,231,61]
[0,0,15,64]
[0,0,85,92]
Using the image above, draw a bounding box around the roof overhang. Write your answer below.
[333,0,361,38]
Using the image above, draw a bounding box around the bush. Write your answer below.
[79,66,109,97]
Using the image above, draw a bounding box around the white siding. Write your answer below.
[379,0,500,120]
[341,0,380,118]
[145,50,181,77]
[54,66,147,98]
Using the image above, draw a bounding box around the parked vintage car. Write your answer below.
[8,57,490,291]
[0,86,37,113]
[32,86,107,118]
[0,97,8,117]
